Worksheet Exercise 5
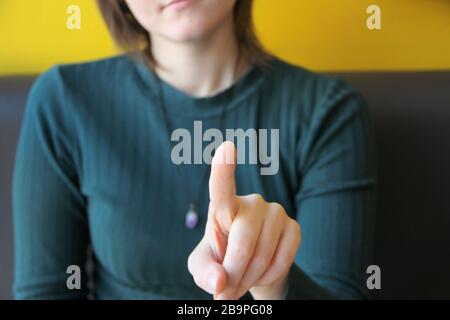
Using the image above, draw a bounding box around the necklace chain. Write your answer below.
[154,51,241,227]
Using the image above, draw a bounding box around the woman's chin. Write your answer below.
[162,26,213,43]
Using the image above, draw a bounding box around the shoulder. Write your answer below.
[27,54,136,118]
[29,54,134,101]
[23,54,136,142]
[268,57,360,98]
[265,57,366,119]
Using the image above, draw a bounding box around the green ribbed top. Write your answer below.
[13,55,376,299]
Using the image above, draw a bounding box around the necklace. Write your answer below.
[154,52,241,229]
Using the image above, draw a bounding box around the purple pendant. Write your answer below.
[185,204,199,229]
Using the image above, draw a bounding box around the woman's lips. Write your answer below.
[164,0,193,10]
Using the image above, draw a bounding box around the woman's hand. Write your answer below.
[188,141,301,300]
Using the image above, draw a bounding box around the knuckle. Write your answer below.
[249,193,264,204]
[187,240,205,275]
[269,202,285,217]
[270,202,284,212]
[187,252,195,274]
[187,257,204,288]
[290,219,302,236]
[252,193,264,200]
[193,274,203,289]
[288,219,302,248]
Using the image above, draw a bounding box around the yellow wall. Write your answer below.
[1,0,450,75]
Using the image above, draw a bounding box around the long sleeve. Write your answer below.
[11,56,377,300]
[12,68,90,299]
[285,79,377,299]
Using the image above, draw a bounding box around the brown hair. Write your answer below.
[96,0,272,68]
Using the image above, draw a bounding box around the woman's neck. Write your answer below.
[151,16,249,98]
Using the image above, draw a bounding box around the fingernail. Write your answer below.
[208,274,218,293]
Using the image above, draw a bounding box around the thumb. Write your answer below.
[188,238,227,295]
[208,141,238,231]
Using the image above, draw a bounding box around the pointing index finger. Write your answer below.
[208,141,238,227]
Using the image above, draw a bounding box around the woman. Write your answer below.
[13,0,376,300]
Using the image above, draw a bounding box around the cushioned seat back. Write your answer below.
[338,72,450,299]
